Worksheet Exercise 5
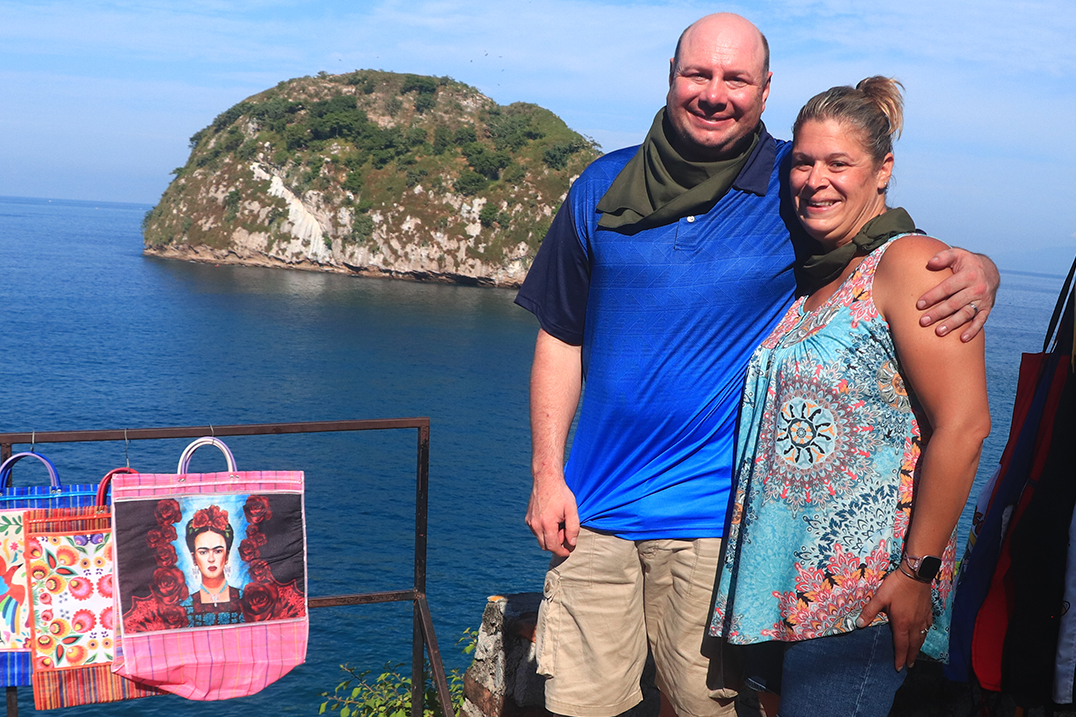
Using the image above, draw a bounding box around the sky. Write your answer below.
[1,0,1074,272]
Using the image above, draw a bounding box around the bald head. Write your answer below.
[664,13,772,160]
[672,13,770,82]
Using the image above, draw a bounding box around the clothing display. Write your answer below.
[711,237,956,661]
[947,253,1076,707]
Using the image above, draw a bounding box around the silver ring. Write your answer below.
[919,629,929,635]
[969,302,979,317]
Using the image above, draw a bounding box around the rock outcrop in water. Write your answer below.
[142,70,601,287]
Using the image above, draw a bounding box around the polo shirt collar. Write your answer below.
[731,122,776,197]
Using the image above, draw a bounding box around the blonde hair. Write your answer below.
[793,76,905,166]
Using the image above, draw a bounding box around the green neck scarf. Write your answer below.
[800,207,917,291]
[596,109,760,231]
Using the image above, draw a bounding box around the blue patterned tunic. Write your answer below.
[709,237,957,661]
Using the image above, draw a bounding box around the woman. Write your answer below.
[181,505,245,626]
[710,77,990,716]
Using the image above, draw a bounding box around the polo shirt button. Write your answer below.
[686,215,695,223]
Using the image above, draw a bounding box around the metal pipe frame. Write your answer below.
[0,419,453,717]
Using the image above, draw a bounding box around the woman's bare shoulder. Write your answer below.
[874,234,954,318]
[876,234,952,287]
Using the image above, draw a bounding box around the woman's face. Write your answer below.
[790,118,893,246]
[193,530,228,581]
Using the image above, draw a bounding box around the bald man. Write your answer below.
[515,13,997,717]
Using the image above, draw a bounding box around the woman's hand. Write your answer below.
[855,569,933,671]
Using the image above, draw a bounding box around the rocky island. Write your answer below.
[142,70,601,287]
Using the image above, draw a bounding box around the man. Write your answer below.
[515,13,997,717]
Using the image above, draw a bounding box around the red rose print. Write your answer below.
[241,582,279,622]
[155,499,182,526]
[243,495,272,525]
[154,543,178,568]
[238,538,260,562]
[248,559,273,582]
[158,603,187,629]
[151,567,189,605]
[191,505,230,533]
[244,528,267,548]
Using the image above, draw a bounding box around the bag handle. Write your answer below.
[97,467,136,506]
[1044,253,1076,353]
[176,437,238,474]
[0,452,60,490]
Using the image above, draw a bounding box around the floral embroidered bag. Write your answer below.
[23,467,162,709]
[0,452,98,688]
[110,438,308,700]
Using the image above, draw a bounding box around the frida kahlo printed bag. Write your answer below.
[0,452,98,688]
[110,437,308,700]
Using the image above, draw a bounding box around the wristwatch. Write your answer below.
[902,554,942,583]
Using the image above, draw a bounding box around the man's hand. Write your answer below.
[527,329,584,557]
[916,248,1000,342]
[526,474,579,557]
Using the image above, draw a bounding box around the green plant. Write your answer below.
[350,214,375,244]
[224,189,241,220]
[320,630,476,717]
[454,170,488,196]
[479,202,499,228]
[414,94,436,114]
[432,127,452,155]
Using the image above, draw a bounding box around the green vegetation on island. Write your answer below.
[142,70,601,286]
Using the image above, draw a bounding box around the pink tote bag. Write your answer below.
[110,438,308,700]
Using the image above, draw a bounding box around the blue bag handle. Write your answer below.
[0,452,61,490]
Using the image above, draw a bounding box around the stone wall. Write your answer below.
[460,593,660,717]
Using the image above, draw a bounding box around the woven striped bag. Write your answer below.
[111,438,308,700]
[24,469,162,709]
[0,453,98,688]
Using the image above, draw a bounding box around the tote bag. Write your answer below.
[0,452,98,687]
[947,254,1076,692]
[24,468,162,709]
[111,437,308,700]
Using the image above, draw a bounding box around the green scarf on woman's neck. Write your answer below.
[596,109,760,230]
[800,207,917,291]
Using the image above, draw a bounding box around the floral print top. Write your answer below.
[709,237,957,661]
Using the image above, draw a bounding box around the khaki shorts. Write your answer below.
[534,528,738,717]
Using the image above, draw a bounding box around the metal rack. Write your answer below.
[0,419,452,717]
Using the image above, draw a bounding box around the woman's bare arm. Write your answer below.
[856,235,991,670]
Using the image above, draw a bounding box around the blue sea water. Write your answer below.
[0,195,1070,716]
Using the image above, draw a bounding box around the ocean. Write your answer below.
[0,195,1069,716]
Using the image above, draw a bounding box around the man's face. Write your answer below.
[665,18,771,161]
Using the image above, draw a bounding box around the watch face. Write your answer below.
[918,556,942,582]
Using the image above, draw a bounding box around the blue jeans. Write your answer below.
[777,625,907,717]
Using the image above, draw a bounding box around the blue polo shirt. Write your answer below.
[516,128,801,539]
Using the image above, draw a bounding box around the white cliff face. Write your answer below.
[249,163,335,266]
[224,161,537,284]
